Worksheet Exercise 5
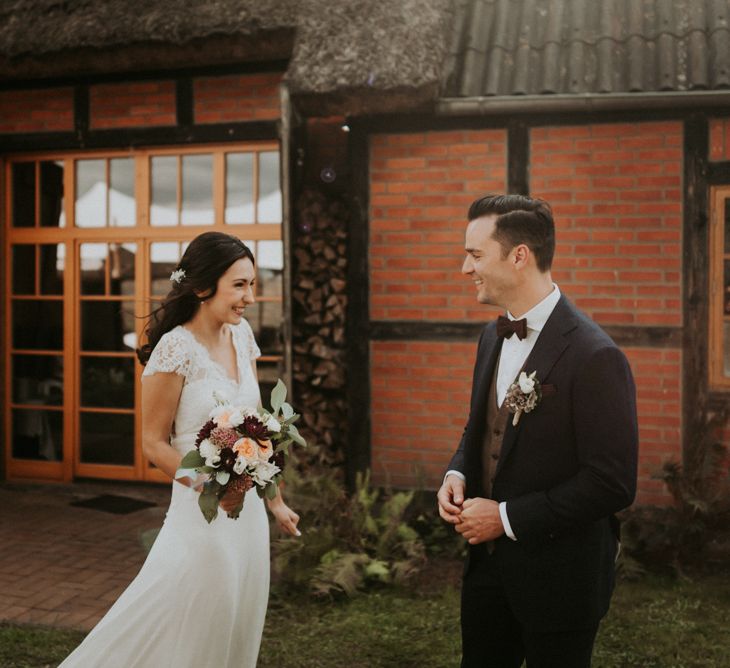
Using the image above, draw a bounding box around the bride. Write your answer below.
[60,231,300,667]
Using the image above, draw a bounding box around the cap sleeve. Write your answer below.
[235,318,261,361]
[142,328,191,379]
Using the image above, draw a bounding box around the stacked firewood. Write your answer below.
[292,189,348,468]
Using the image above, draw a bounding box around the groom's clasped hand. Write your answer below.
[437,475,504,544]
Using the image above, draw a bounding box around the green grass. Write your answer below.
[0,624,84,668]
[2,568,729,668]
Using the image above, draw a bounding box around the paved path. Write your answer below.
[0,480,170,632]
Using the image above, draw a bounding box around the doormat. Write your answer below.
[70,494,156,515]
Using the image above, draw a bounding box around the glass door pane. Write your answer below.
[9,242,65,463]
[77,242,137,468]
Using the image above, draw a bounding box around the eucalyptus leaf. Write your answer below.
[265,482,279,500]
[180,450,205,468]
[216,470,230,485]
[270,379,287,414]
[288,424,307,447]
[282,402,294,419]
[198,487,219,524]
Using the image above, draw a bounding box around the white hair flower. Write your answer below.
[170,268,186,284]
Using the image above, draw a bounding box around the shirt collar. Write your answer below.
[506,284,561,334]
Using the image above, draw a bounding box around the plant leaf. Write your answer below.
[288,424,307,447]
[198,486,219,523]
[282,402,294,419]
[216,470,230,485]
[271,379,287,414]
[180,450,205,468]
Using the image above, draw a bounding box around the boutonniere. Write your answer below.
[505,371,541,426]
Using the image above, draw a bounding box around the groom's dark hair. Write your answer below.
[468,194,555,272]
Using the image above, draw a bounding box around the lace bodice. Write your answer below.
[142,320,262,451]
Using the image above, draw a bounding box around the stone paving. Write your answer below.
[0,480,170,632]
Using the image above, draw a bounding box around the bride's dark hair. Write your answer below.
[136,231,255,365]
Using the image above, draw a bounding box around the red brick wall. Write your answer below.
[193,73,282,123]
[0,88,74,133]
[89,81,176,129]
[370,341,474,488]
[371,341,682,502]
[624,348,681,505]
[370,123,684,504]
[369,129,507,321]
[531,122,683,327]
[709,117,730,161]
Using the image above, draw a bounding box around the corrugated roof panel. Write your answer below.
[443,0,730,97]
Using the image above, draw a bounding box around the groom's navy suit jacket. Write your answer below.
[448,295,638,632]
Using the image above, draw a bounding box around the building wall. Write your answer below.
[369,122,684,505]
[90,82,177,129]
[0,73,282,135]
[369,128,507,488]
[709,117,730,161]
[0,71,283,484]
[0,88,74,133]
[531,121,684,505]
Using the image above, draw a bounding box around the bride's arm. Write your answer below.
[141,372,187,482]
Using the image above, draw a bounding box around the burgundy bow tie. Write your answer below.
[497,315,528,340]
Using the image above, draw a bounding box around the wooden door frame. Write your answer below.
[4,141,284,483]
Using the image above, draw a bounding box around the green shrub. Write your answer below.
[621,406,730,577]
[271,469,426,597]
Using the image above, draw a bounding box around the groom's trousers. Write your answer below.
[460,550,599,668]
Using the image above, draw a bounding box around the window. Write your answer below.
[710,187,730,389]
[4,143,285,482]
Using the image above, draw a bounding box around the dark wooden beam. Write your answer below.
[508,120,529,195]
[356,108,713,137]
[0,121,279,152]
[682,115,710,467]
[708,160,730,184]
[370,320,682,348]
[175,78,194,127]
[73,85,89,135]
[345,122,371,491]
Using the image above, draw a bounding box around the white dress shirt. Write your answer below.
[446,285,562,541]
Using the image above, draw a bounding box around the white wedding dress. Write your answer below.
[60,320,269,668]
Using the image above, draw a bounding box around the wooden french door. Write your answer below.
[4,143,285,482]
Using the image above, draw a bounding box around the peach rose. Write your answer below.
[257,439,273,461]
[233,437,257,462]
[211,407,233,429]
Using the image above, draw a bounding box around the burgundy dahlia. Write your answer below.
[195,419,216,448]
[238,415,270,442]
[219,447,237,470]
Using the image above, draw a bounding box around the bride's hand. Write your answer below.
[267,497,301,536]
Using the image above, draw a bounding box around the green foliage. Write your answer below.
[271,469,426,598]
[621,406,730,577]
[4,571,729,667]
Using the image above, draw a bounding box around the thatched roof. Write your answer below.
[2,0,728,116]
[287,0,453,115]
[0,0,452,115]
[0,0,297,57]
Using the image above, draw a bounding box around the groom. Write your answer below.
[437,194,638,667]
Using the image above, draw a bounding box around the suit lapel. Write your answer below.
[464,326,502,487]
[472,326,502,418]
[495,296,577,477]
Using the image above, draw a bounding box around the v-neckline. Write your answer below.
[181,324,240,384]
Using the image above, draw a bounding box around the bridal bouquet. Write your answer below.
[176,380,306,523]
